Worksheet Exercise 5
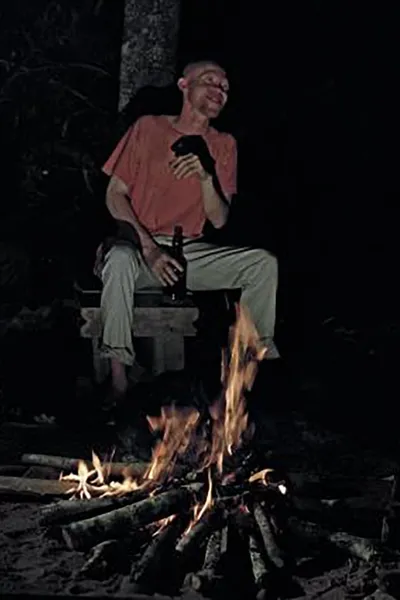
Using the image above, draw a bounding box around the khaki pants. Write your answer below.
[100,235,279,365]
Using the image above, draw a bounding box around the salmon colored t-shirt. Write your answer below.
[102,115,237,238]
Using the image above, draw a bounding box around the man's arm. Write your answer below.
[200,174,230,229]
[105,175,183,286]
[170,134,237,230]
[106,175,155,253]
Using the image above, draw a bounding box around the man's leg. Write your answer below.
[100,244,158,394]
[184,241,279,358]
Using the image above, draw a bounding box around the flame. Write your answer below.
[60,451,142,499]
[204,304,266,473]
[184,468,214,536]
[152,514,176,537]
[248,468,274,486]
[59,304,270,518]
[62,459,93,499]
[144,405,200,482]
[248,469,287,495]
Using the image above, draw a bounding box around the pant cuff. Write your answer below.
[100,344,135,366]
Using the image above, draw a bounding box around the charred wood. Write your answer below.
[286,472,396,499]
[128,514,189,594]
[248,529,270,600]
[286,517,379,562]
[40,487,153,527]
[175,505,223,560]
[78,539,129,579]
[21,453,148,480]
[253,502,285,570]
[183,526,225,595]
[0,475,98,500]
[328,531,379,562]
[61,487,196,551]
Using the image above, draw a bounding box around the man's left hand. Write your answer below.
[170,153,211,181]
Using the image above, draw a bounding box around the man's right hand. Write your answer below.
[143,244,184,287]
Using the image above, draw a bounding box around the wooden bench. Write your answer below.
[76,285,199,382]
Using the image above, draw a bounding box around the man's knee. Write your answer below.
[251,248,278,279]
[102,244,140,280]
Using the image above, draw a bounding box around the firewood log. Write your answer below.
[78,539,129,579]
[40,486,154,527]
[286,472,396,499]
[286,517,379,562]
[328,531,378,562]
[253,502,285,569]
[21,453,148,479]
[128,514,189,594]
[175,505,223,560]
[183,525,225,595]
[0,475,98,500]
[61,486,198,551]
[248,529,270,600]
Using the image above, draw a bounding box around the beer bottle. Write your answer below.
[168,225,187,301]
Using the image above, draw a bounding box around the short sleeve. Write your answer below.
[215,134,237,199]
[101,118,143,186]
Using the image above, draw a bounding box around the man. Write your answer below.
[100,60,279,399]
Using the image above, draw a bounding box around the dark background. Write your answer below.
[0,0,399,428]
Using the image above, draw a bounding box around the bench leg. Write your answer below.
[91,337,109,384]
[152,333,185,375]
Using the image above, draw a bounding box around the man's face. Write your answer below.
[184,65,229,118]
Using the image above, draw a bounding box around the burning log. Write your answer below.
[183,526,225,595]
[40,486,154,527]
[61,486,198,551]
[175,505,223,560]
[21,453,148,480]
[0,475,98,500]
[253,502,285,570]
[127,514,189,594]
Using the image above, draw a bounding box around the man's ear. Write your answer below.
[177,77,187,92]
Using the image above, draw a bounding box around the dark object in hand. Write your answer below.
[171,135,216,176]
[165,225,187,302]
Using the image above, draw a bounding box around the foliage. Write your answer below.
[0,0,122,258]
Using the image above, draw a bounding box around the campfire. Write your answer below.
[55,303,289,596]
[3,303,398,598]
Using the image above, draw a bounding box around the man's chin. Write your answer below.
[201,106,222,120]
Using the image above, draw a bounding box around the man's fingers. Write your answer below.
[155,270,173,286]
[154,262,180,286]
[166,257,184,272]
[175,165,197,179]
[170,153,195,169]
[172,155,198,179]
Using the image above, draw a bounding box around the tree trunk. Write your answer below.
[119,0,181,111]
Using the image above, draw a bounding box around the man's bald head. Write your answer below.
[177,60,229,120]
[182,60,226,81]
